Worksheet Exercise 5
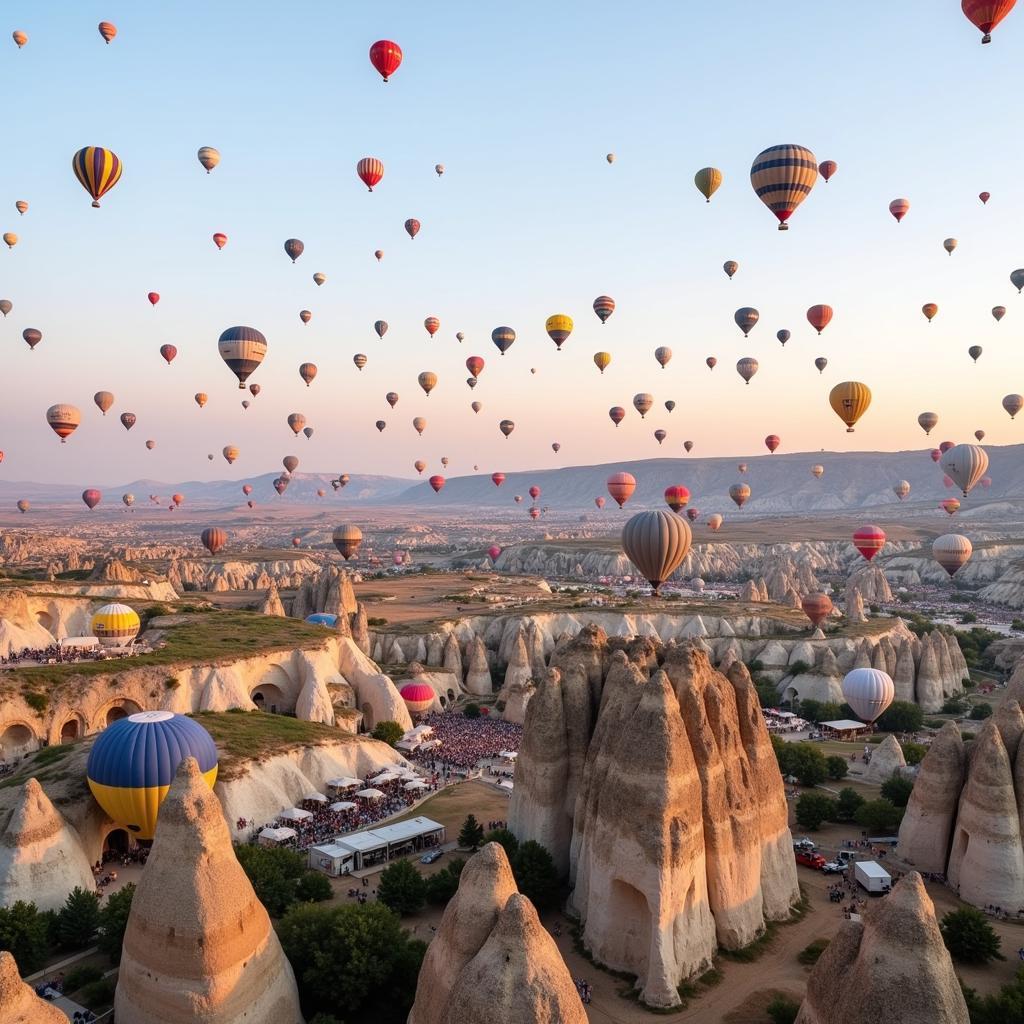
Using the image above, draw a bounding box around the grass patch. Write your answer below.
[798,937,830,965]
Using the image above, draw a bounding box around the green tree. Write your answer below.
[483,828,519,858]
[875,701,924,733]
[97,883,135,964]
[770,733,792,774]
[458,814,485,851]
[512,840,560,910]
[766,994,800,1024]
[278,902,426,1023]
[0,901,50,974]
[295,871,333,903]
[425,858,466,906]
[942,695,970,715]
[371,720,404,745]
[970,702,994,721]
[854,798,903,835]
[463,703,481,719]
[234,843,308,917]
[832,787,865,823]
[786,743,828,786]
[755,681,780,708]
[796,792,837,830]
[825,755,849,780]
[56,886,101,951]
[376,859,427,916]
[797,698,824,722]
[940,907,1003,964]
[901,741,927,766]
[962,967,1024,1023]
[880,773,914,808]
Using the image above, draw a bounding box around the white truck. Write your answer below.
[854,859,892,894]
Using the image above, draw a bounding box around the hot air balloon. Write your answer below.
[299,310,312,324]
[893,480,911,500]
[666,401,677,413]
[0,300,11,317]
[72,147,122,207]
[593,352,611,374]
[941,443,989,496]
[750,144,817,230]
[801,592,833,628]
[357,157,384,191]
[992,306,1006,325]
[487,545,501,563]
[607,472,636,508]
[593,296,615,323]
[818,159,837,181]
[653,429,667,445]
[22,328,41,350]
[45,403,79,444]
[729,483,751,508]
[853,525,886,561]
[706,357,717,370]
[829,381,871,431]
[922,303,938,322]
[159,344,177,365]
[418,371,437,397]
[93,391,114,416]
[842,668,894,723]
[499,419,515,439]
[81,489,101,510]
[119,411,136,431]
[86,711,218,840]
[193,393,208,409]
[16,500,28,513]
[551,442,561,453]
[738,463,748,474]
[141,439,154,450]
[197,146,220,173]
[273,477,288,495]
[399,218,420,242]
[734,307,759,336]
[814,357,828,374]
[975,429,986,441]
[631,393,653,418]
[303,427,314,440]
[526,486,541,503]
[889,198,910,222]
[811,464,824,478]
[281,238,304,263]
[764,434,781,453]
[2,233,17,249]
[707,513,723,531]
[375,249,384,261]
[654,346,672,369]
[969,346,983,363]
[918,412,938,435]
[621,510,692,592]
[684,440,694,453]
[353,354,367,371]
[147,291,160,307]
[723,260,738,279]
[312,273,327,288]
[412,460,426,476]
[298,362,317,387]
[930,448,942,463]
[373,320,389,340]
[413,417,426,436]
[218,326,266,389]
[942,498,961,515]
[420,317,440,338]
[736,357,759,384]
[429,475,445,493]
[212,232,227,250]
[806,304,833,334]
[332,524,363,560]
[382,392,398,410]
[943,237,958,255]
[1012,269,1024,293]
[12,31,27,48]
[465,357,485,381]
[980,191,991,203]
[169,493,183,507]
[609,406,625,427]
[777,329,791,346]
[201,528,227,555]
[528,506,541,520]
[545,315,573,350]
[14,200,27,215]
[122,493,134,508]
[1003,394,1023,419]
[694,167,723,202]
[492,326,516,354]
[933,533,972,576]
[962,0,1017,42]
[664,485,690,512]
[369,39,403,80]
[222,445,239,465]
[242,484,253,496]
[287,413,306,435]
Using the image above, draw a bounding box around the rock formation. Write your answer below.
[115,757,304,1024]
[259,580,286,617]
[861,734,907,785]
[511,638,800,1008]
[408,843,585,1024]
[844,588,866,624]
[290,564,358,620]
[0,778,95,912]
[795,872,968,1024]
[0,950,66,1023]
[464,636,492,696]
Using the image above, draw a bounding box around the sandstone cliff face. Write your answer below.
[290,565,358,620]
[861,734,907,785]
[115,758,304,1024]
[408,843,585,1024]
[0,950,66,1023]
[0,778,96,912]
[795,872,968,1024]
[511,636,800,1008]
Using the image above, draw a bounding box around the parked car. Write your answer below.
[420,849,444,865]
[793,837,817,851]
[795,850,827,870]
[822,861,845,874]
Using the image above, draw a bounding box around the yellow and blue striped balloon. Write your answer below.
[87,711,218,840]
[72,147,123,207]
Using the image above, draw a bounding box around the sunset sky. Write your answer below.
[2,1,1021,485]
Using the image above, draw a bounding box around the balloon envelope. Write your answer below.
[841,668,894,723]
[621,510,693,592]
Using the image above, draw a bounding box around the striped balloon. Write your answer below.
[72,147,123,207]
[357,157,384,191]
[749,144,817,230]
[46,404,81,443]
[218,326,267,389]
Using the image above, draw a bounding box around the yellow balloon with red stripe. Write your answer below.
[90,602,140,647]
[72,146,123,207]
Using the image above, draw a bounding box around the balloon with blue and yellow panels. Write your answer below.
[87,711,218,840]
[90,603,140,647]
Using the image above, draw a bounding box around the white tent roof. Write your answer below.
[355,788,385,800]
[370,770,401,784]
[303,792,327,803]
[498,778,514,790]
[310,842,351,859]
[259,826,297,841]
[403,779,428,790]
[326,776,363,789]
[821,719,867,731]
[279,807,314,822]
[497,750,518,759]
[329,801,357,812]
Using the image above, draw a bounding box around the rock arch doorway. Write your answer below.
[0,722,38,760]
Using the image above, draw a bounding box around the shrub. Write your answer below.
[63,964,103,993]
[788,660,811,677]
[825,755,849,780]
[880,774,914,808]
[367,617,388,627]
[796,792,837,830]
[377,859,427,916]
[23,691,48,713]
[832,787,865,823]
[875,701,924,733]
[234,843,308,917]
[783,743,828,786]
[463,703,481,719]
[942,696,970,715]
[940,907,1003,964]
[426,858,466,905]
[798,938,830,965]
[371,720,404,746]
[854,798,903,835]
[901,741,927,766]
[512,840,560,910]
[295,871,333,903]
[78,978,116,1008]
[969,703,993,720]
[766,994,801,1024]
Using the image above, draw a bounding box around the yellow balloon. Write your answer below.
[593,352,611,374]
[829,381,872,432]
[694,167,723,202]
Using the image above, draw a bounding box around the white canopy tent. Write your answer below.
[278,807,314,823]
[355,788,385,801]
[329,801,357,812]
[258,826,297,846]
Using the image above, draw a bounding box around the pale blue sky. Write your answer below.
[2,1,1021,484]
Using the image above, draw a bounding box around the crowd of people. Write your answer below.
[406,712,522,775]
[0,643,111,667]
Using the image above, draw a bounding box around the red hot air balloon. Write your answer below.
[607,472,636,508]
[686,508,699,522]
[148,292,160,306]
[212,232,227,249]
[171,493,184,507]
[764,434,781,454]
[82,489,101,510]
[801,592,833,628]
[357,158,384,191]
[962,0,1017,42]
[939,440,956,454]
[466,356,485,378]
[980,191,991,204]
[818,160,837,181]
[404,218,420,240]
[488,545,501,562]
[120,412,136,431]
[159,344,177,365]
[369,39,403,81]
[491,472,505,487]
[429,475,445,493]
[889,198,910,222]
[942,498,961,515]
[806,304,833,334]
[706,357,717,370]
[664,485,690,512]
[528,486,541,500]
[609,407,625,427]
[424,317,440,337]
[930,448,941,463]
[853,525,886,561]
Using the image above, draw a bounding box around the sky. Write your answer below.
[1,0,1022,486]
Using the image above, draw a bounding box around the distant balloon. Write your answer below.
[930,448,942,463]
[122,493,134,507]
[273,477,288,496]
[593,352,611,374]
[212,232,227,249]
[633,393,653,418]
[734,307,759,336]
[282,455,298,474]
[424,317,440,337]
[738,463,748,474]
[814,357,828,374]
[609,406,625,427]
[806,304,833,334]
[1003,394,1023,419]
[332,524,363,560]
[943,237,958,255]
[842,668,894,723]
[777,329,791,346]
[1011,269,1024,293]
[412,417,426,436]
[375,250,384,261]
[607,472,637,508]
[303,427,313,440]
[707,513,723,531]
[242,484,253,496]
[491,326,516,354]
[706,357,717,370]
[201,528,227,555]
[736,357,759,384]
[353,354,367,371]
[414,461,426,475]
[250,384,260,397]
[15,200,27,215]
[694,166,723,202]
[801,592,833,628]
[653,429,667,445]
[933,534,972,576]
[357,157,385,191]
[666,401,676,413]
[750,144,817,230]
[386,392,399,408]
[979,191,991,203]
[218,326,266,389]
[146,291,160,307]
[975,429,986,441]
[811,464,824,478]
[941,498,961,515]
[299,310,312,324]
[818,160,837,181]
[435,164,445,176]
[287,413,306,435]
[82,489,101,510]
[941,443,989,496]
[621,509,692,592]
[683,440,693,453]
[94,391,114,415]
[729,483,751,508]
[466,356,485,380]
[145,440,155,450]
[992,306,1005,322]
[222,445,239,465]
[120,412,136,431]
[369,39,403,81]
[654,346,672,369]
[0,300,11,317]
[197,146,220,173]
[16,500,28,513]
[853,525,886,561]
[893,480,911,500]
[499,419,515,439]
[969,345,983,363]
[686,508,699,522]
[593,296,616,323]
[22,328,41,350]
[922,303,938,322]
[594,497,605,509]
[72,147,123,207]
[428,475,445,493]
[723,260,738,279]
[283,238,304,263]
[12,31,28,48]
[297,362,317,387]
[918,411,938,435]
[418,371,438,397]
[2,233,17,249]
[829,381,871,432]
[764,434,780,453]
[664,485,690,513]
[545,314,573,351]
[313,272,326,286]
[606,154,615,164]
[159,344,177,365]
[889,198,910,222]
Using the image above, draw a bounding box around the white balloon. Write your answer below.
[841,668,894,724]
